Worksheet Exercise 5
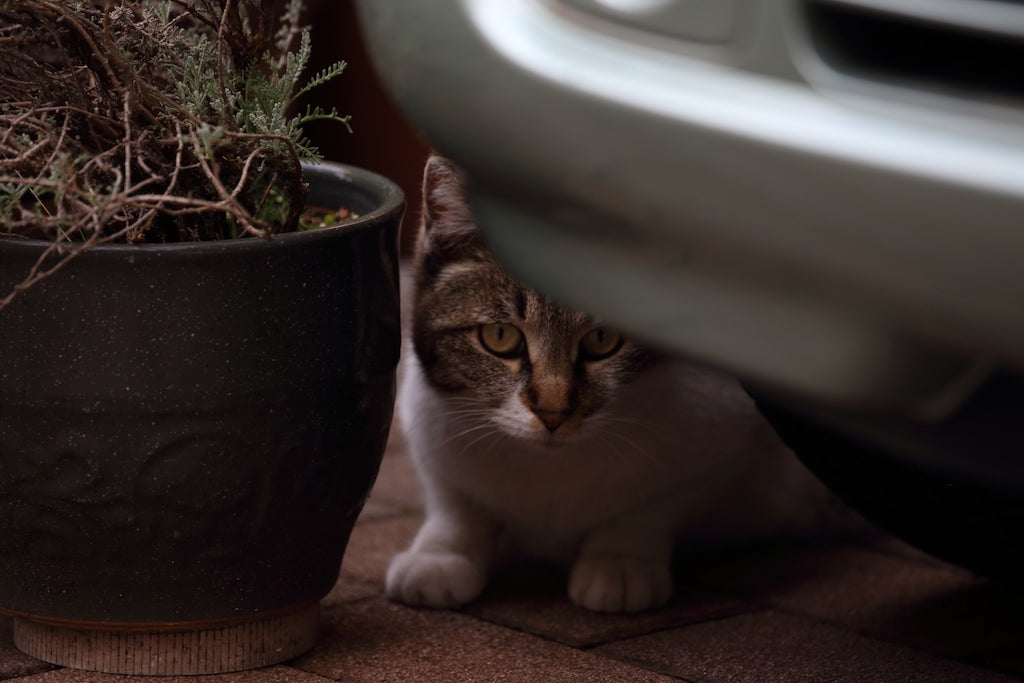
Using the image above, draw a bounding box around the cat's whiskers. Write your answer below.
[439,404,516,456]
[597,411,666,444]
[445,414,520,461]
[399,403,485,435]
[592,428,645,462]
[585,417,671,470]
[397,398,499,456]
[440,419,496,446]
[598,410,661,433]
[457,428,511,459]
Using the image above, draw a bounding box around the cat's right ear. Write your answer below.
[418,155,486,269]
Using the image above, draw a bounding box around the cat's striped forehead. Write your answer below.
[420,253,587,332]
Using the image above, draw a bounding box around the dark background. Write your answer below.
[302,0,430,255]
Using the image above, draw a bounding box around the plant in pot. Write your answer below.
[0,0,404,675]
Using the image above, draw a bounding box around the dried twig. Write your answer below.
[0,0,346,310]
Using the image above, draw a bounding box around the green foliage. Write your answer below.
[237,30,350,160]
[158,2,350,163]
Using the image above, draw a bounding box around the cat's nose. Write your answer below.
[533,408,570,433]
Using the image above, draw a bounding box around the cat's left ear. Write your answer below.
[417,155,487,271]
[421,154,476,235]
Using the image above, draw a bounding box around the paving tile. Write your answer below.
[331,516,421,592]
[465,563,752,648]
[322,515,421,608]
[968,640,1024,679]
[0,617,56,680]
[594,610,1020,683]
[292,596,674,683]
[8,665,333,682]
[354,416,422,524]
[359,425,422,521]
[862,578,1024,660]
[684,541,1024,659]
[321,574,382,607]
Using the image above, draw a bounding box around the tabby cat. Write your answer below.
[386,155,861,613]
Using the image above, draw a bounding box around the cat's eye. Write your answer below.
[579,327,623,361]
[479,323,525,358]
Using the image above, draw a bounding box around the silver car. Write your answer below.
[357,0,1024,577]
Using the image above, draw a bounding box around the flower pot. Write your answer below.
[0,162,404,674]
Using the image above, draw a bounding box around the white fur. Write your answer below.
[386,350,849,613]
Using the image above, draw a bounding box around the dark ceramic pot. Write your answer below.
[0,163,404,674]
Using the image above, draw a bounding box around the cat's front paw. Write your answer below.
[385,549,487,609]
[568,556,672,613]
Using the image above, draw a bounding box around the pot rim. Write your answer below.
[0,161,405,258]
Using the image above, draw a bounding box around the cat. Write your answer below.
[385,155,865,613]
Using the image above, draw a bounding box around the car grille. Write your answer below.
[800,0,1024,115]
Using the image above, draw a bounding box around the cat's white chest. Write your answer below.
[398,358,736,559]
[455,437,648,541]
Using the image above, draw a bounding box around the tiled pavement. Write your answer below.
[4,416,1024,682]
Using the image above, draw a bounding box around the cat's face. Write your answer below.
[411,157,655,445]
